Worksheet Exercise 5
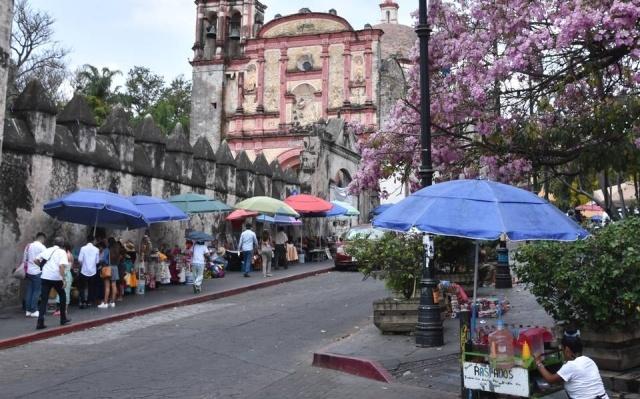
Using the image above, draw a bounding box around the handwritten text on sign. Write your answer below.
[463,362,530,397]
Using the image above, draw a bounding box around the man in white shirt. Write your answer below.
[77,235,100,309]
[274,227,288,270]
[536,331,608,399]
[35,236,71,330]
[24,232,47,318]
[238,223,258,277]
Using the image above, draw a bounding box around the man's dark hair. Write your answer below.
[246,223,252,230]
[561,331,583,355]
[87,234,94,243]
[36,232,46,240]
[278,227,284,232]
[53,236,65,248]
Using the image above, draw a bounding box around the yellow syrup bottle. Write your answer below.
[521,341,532,363]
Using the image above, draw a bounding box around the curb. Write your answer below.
[0,266,334,351]
[312,351,394,383]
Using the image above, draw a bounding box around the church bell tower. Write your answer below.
[190,0,267,147]
[380,0,399,24]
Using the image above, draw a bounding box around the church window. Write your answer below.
[386,10,390,23]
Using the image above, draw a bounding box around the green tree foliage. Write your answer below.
[148,75,191,133]
[73,64,121,123]
[124,66,164,116]
[515,217,640,330]
[73,64,191,133]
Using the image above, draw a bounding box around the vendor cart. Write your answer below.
[459,310,564,398]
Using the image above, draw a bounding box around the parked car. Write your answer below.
[334,226,384,271]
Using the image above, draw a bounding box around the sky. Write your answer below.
[27,0,415,92]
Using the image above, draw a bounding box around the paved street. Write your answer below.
[0,271,447,399]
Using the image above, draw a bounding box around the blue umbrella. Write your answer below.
[372,203,394,216]
[44,189,148,231]
[325,201,360,217]
[256,214,302,225]
[374,179,589,241]
[186,231,215,241]
[373,179,589,330]
[129,195,189,224]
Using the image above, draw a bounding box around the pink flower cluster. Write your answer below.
[350,0,640,194]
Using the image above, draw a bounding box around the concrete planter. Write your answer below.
[373,298,420,334]
[581,327,640,371]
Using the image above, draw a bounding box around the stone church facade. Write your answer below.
[190,0,415,210]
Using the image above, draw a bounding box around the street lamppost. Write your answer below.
[415,0,444,347]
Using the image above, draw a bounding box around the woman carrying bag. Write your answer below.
[260,231,273,278]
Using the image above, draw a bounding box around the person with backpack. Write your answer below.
[24,232,47,318]
[35,236,71,329]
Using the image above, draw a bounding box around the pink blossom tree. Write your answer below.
[352,0,640,213]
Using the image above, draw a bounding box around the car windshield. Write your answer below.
[345,228,384,240]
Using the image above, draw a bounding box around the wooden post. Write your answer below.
[459,310,476,399]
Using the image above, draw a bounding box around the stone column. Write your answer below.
[0,0,14,166]
[365,45,374,105]
[256,51,265,112]
[236,72,244,113]
[321,43,330,119]
[342,40,352,106]
[278,46,288,126]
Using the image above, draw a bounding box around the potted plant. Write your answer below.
[515,217,640,371]
[347,232,423,333]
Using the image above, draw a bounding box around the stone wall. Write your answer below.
[0,0,13,166]
[0,81,300,308]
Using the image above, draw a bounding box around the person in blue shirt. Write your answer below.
[237,224,258,277]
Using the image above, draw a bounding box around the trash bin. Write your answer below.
[299,252,305,264]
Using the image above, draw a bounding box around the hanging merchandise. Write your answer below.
[159,262,171,285]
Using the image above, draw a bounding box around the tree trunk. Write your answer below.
[599,170,614,219]
[617,173,627,218]
[633,172,640,209]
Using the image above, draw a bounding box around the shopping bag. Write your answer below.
[12,263,26,279]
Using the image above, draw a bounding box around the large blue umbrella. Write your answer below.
[374,179,589,241]
[129,195,189,223]
[373,179,589,327]
[44,189,149,231]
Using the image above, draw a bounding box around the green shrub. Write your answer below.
[515,217,640,330]
[347,232,423,299]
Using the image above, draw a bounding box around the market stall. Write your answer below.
[459,311,563,398]
[373,179,590,398]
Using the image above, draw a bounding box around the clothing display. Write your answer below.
[286,244,298,262]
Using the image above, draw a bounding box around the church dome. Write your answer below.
[373,22,416,60]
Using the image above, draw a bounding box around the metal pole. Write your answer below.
[415,0,444,348]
